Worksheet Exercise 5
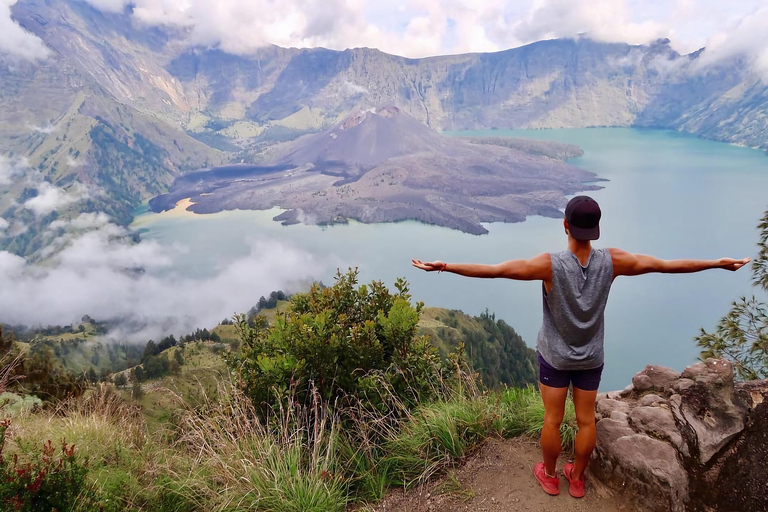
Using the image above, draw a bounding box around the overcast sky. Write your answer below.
[1,0,767,61]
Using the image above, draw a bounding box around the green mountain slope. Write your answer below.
[420,307,538,388]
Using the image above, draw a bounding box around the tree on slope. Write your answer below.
[697,209,768,379]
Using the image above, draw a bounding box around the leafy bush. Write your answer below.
[0,420,95,511]
[113,374,128,388]
[698,209,768,379]
[228,269,445,414]
[0,393,42,417]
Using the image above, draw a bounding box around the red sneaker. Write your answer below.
[563,462,585,498]
[534,462,560,496]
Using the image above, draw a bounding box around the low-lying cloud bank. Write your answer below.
[0,219,324,342]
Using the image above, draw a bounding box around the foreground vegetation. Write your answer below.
[0,381,574,511]
[0,271,575,511]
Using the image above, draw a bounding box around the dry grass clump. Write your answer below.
[165,383,346,512]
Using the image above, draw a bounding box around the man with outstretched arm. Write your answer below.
[412,195,749,499]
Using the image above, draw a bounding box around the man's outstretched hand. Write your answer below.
[412,259,446,272]
[720,257,751,271]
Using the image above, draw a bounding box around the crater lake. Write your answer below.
[131,128,768,391]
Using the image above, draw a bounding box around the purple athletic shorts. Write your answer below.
[538,353,604,391]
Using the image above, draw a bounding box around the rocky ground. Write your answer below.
[152,108,599,235]
[369,437,638,512]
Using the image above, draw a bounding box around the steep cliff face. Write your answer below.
[7,0,765,153]
[164,38,760,147]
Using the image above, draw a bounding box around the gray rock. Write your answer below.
[632,365,681,393]
[670,387,746,465]
[610,435,690,512]
[671,378,695,393]
[629,405,688,456]
[610,411,629,422]
[592,359,763,512]
[679,359,746,465]
[596,398,631,419]
[681,359,734,388]
[596,417,635,450]
[710,382,768,512]
[637,393,666,407]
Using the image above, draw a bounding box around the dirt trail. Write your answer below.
[371,438,639,512]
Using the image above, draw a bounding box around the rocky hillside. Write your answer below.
[2,0,767,256]
[149,107,595,234]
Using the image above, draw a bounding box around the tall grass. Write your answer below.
[0,348,22,395]
[494,386,578,448]
[0,366,578,511]
[164,384,347,512]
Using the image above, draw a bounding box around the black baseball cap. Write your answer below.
[565,196,601,240]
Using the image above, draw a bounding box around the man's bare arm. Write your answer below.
[412,253,552,281]
[609,248,751,277]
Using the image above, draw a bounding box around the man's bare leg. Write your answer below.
[571,386,599,480]
[540,383,568,476]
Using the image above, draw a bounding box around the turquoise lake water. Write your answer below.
[132,128,768,391]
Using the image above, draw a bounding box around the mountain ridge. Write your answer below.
[1,0,767,257]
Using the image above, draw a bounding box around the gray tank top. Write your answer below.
[535,248,613,370]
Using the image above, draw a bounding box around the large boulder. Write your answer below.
[632,365,681,393]
[629,405,687,456]
[592,358,766,512]
[670,359,747,465]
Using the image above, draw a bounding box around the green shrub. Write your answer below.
[113,374,128,388]
[0,419,96,511]
[0,393,42,417]
[228,269,445,415]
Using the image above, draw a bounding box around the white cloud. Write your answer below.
[30,124,57,134]
[49,212,111,231]
[512,0,667,47]
[66,156,82,168]
[82,0,127,14]
[0,155,27,185]
[694,5,768,80]
[0,222,323,341]
[0,218,8,231]
[0,0,49,60]
[343,81,369,96]
[72,0,768,80]
[23,182,89,217]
